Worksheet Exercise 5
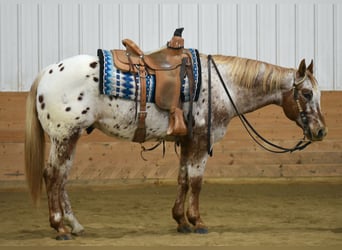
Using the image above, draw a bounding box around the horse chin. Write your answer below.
[309,135,323,142]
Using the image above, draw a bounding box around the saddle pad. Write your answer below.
[97,48,201,103]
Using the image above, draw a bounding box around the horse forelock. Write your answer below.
[306,71,319,91]
[215,56,294,92]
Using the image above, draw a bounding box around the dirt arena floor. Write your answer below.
[0,179,341,247]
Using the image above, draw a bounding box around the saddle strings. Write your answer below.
[207,55,311,154]
[140,140,166,161]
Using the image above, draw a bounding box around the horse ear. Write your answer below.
[307,59,314,74]
[297,59,306,77]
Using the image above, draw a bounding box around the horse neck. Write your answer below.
[221,58,295,115]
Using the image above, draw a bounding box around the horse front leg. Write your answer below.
[187,174,207,234]
[172,136,209,234]
[172,164,191,233]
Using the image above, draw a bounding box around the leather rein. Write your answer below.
[207,55,311,155]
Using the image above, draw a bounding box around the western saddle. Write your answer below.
[112,28,195,142]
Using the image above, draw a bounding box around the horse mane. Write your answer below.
[214,55,297,92]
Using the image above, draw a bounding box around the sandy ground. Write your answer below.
[0,180,341,247]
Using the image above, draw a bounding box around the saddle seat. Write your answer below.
[112,28,195,143]
[114,39,186,72]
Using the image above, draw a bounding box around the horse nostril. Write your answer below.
[317,128,326,139]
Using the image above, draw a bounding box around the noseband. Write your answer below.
[207,55,311,154]
[293,75,311,139]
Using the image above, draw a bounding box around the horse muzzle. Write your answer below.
[306,126,328,141]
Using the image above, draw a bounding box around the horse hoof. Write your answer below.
[194,227,208,234]
[56,234,73,240]
[177,225,192,234]
[71,230,85,237]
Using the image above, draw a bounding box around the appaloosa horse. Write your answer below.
[25,51,327,239]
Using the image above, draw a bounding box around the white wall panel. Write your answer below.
[40,3,59,67]
[258,3,277,64]
[179,3,199,49]
[101,3,120,50]
[140,4,160,52]
[120,3,140,48]
[295,4,315,66]
[218,3,238,56]
[0,3,19,90]
[80,3,101,55]
[336,3,342,90]
[316,4,334,90]
[199,4,218,54]
[277,3,296,68]
[0,0,341,91]
[160,3,179,44]
[20,3,39,90]
[239,4,257,58]
[60,3,81,58]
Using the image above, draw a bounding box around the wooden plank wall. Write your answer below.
[0,91,341,182]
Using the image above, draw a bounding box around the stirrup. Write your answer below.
[167,108,187,136]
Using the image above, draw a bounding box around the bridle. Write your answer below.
[293,74,312,140]
[206,55,311,155]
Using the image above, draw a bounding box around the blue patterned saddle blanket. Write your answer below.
[98,48,201,102]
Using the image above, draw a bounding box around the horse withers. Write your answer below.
[25,49,327,239]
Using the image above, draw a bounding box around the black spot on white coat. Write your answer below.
[90,62,98,68]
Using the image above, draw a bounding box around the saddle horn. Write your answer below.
[173,27,184,37]
[168,28,185,49]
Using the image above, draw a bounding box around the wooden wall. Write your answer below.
[0,91,341,182]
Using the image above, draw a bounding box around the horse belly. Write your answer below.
[94,98,137,140]
[95,99,170,141]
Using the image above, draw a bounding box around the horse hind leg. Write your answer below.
[44,162,71,240]
[61,178,84,236]
[44,131,81,240]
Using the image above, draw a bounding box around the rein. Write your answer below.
[207,55,311,154]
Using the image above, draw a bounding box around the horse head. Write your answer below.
[282,59,327,141]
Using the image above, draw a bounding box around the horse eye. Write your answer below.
[302,89,313,101]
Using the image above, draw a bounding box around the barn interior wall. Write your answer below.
[0,0,340,182]
[0,91,340,182]
[0,0,341,91]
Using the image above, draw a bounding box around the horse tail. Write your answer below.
[25,72,45,206]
